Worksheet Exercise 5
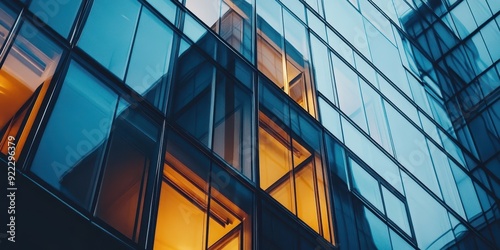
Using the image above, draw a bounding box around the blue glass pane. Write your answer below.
[183,13,209,43]
[319,97,343,141]
[171,43,214,147]
[385,104,441,197]
[403,172,455,249]
[333,55,368,132]
[126,8,174,110]
[342,117,404,193]
[390,229,414,250]
[279,0,305,22]
[30,0,82,38]
[213,73,253,179]
[31,61,118,209]
[381,187,411,235]
[360,80,393,155]
[450,161,483,220]
[307,9,326,41]
[310,35,335,103]
[147,0,177,24]
[78,0,140,79]
[350,159,383,211]
[363,206,392,250]
[481,19,500,62]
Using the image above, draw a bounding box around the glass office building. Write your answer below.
[0,0,498,249]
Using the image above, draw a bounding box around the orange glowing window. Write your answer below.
[258,111,333,243]
[154,151,251,249]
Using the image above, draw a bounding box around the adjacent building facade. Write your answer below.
[0,0,498,249]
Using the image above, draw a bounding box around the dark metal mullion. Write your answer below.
[132,155,149,242]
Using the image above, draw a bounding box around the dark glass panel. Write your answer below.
[95,104,160,242]
[213,73,253,179]
[170,42,214,147]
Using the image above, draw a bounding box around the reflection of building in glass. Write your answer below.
[0,0,498,249]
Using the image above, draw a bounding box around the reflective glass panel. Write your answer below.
[147,0,177,24]
[29,0,82,38]
[31,61,118,209]
[126,8,174,110]
[310,34,335,103]
[256,0,284,86]
[258,110,332,242]
[333,55,368,132]
[403,173,455,249]
[170,43,214,147]
[78,0,140,78]
[350,159,383,211]
[207,164,253,250]
[381,187,411,235]
[360,80,393,154]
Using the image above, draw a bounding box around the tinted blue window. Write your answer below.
[363,207,392,250]
[78,0,140,78]
[147,0,177,24]
[31,61,118,209]
[310,35,335,103]
[350,159,383,211]
[126,8,174,110]
[403,172,455,249]
[381,187,411,235]
[319,97,343,141]
[341,117,404,193]
[30,0,82,38]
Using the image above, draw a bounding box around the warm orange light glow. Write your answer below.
[258,111,333,243]
[155,159,248,250]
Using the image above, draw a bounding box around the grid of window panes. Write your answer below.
[0,0,498,249]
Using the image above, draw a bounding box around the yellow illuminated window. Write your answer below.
[154,153,250,249]
[258,111,333,243]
